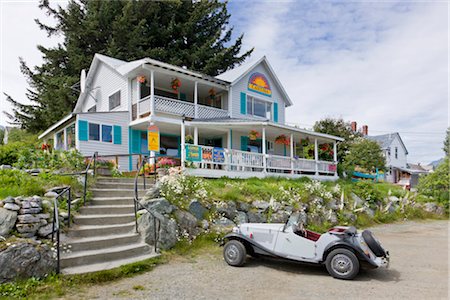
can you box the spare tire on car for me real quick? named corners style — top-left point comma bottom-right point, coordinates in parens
top-left (362, 230), bottom-right (386, 257)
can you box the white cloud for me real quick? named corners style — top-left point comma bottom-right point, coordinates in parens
top-left (229, 1), bottom-right (448, 163)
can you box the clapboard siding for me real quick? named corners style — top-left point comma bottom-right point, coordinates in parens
top-left (81, 62), bottom-right (129, 113)
top-left (230, 63), bottom-right (287, 124)
top-left (77, 112), bottom-right (129, 171)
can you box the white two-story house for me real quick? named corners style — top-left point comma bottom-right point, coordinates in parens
top-left (39, 54), bottom-right (343, 179)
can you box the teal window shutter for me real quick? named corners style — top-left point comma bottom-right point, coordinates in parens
top-left (240, 136), bottom-right (248, 151)
top-left (113, 125), bottom-right (122, 145)
top-left (240, 92), bottom-right (247, 115)
top-left (78, 120), bottom-right (88, 141)
top-left (273, 102), bottom-right (279, 123)
top-left (180, 93), bottom-right (186, 101)
top-left (131, 129), bottom-right (140, 153)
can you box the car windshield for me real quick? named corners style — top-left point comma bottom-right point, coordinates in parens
top-left (286, 212), bottom-right (300, 227)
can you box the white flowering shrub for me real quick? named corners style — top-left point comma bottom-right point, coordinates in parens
top-left (160, 168), bottom-right (208, 209)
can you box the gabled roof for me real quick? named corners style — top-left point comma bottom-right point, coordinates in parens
top-left (366, 132), bottom-right (408, 155)
top-left (215, 56), bottom-right (293, 107)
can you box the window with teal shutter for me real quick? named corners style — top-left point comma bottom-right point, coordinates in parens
top-left (78, 120), bottom-right (88, 141)
top-left (273, 102), bottom-right (279, 123)
top-left (240, 136), bottom-right (248, 151)
top-left (240, 92), bottom-right (246, 115)
top-left (113, 125), bottom-right (122, 145)
top-left (131, 129), bottom-right (140, 153)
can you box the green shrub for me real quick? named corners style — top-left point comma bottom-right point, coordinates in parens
top-left (417, 157), bottom-right (449, 209)
top-left (14, 148), bottom-right (85, 171)
top-left (0, 142), bottom-right (31, 165)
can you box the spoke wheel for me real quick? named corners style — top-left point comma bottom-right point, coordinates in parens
top-left (325, 248), bottom-right (360, 280)
top-left (223, 240), bottom-right (247, 267)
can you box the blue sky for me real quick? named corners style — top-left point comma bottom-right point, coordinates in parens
top-left (0, 0), bottom-right (448, 164)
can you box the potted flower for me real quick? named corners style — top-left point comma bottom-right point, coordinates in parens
top-left (96, 159), bottom-right (115, 176)
top-left (139, 162), bottom-right (155, 175)
top-left (137, 75), bottom-right (147, 84)
top-left (185, 134), bottom-right (194, 144)
top-left (248, 130), bottom-right (261, 141)
top-left (171, 78), bottom-right (181, 92)
top-left (156, 157), bottom-right (177, 176)
top-left (275, 134), bottom-right (290, 145)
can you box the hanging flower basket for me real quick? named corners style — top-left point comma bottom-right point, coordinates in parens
top-left (171, 78), bottom-right (181, 91)
top-left (137, 75), bottom-right (147, 84)
top-left (209, 88), bottom-right (216, 101)
top-left (275, 134), bottom-right (290, 145)
top-left (185, 134), bottom-right (194, 144)
top-left (248, 130), bottom-right (261, 141)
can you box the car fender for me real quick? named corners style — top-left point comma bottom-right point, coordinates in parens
top-left (223, 233), bottom-right (279, 257)
top-left (322, 240), bottom-right (378, 268)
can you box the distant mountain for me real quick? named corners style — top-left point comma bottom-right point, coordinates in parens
top-left (428, 158), bottom-right (444, 168)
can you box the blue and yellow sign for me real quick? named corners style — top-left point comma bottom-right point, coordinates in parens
top-left (186, 145), bottom-right (201, 162)
top-left (248, 72), bottom-right (271, 97)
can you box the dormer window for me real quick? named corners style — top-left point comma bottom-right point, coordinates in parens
top-left (246, 95), bottom-right (272, 119)
top-left (109, 90), bottom-right (121, 110)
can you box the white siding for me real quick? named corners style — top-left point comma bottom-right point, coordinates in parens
top-left (230, 63), bottom-right (287, 124)
top-left (81, 62), bottom-right (129, 113)
top-left (77, 111), bottom-right (130, 171)
top-left (386, 135), bottom-right (407, 168)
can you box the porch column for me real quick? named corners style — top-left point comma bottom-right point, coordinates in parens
top-left (150, 69), bottom-right (155, 115)
top-left (53, 133), bottom-right (58, 150)
top-left (63, 128), bottom-right (67, 151)
top-left (194, 127), bottom-right (198, 145)
top-left (227, 129), bottom-right (232, 171)
top-left (194, 81), bottom-right (198, 118)
top-left (290, 133), bottom-right (294, 174)
top-left (262, 126), bottom-right (267, 173)
top-left (333, 141), bottom-right (338, 177)
top-left (314, 138), bottom-right (319, 176)
top-left (181, 120), bottom-right (186, 170)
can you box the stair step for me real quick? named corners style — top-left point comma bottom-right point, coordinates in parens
top-left (79, 205), bottom-right (135, 215)
top-left (62, 233), bottom-right (141, 252)
top-left (96, 177), bottom-right (144, 183)
top-left (94, 182), bottom-right (147, 189)
top-left (60, 243), bottom-right (151, 268)
top-left (89, 197), bottom-right (135, 206)
top-left (61, 252), bottom-right (160, 275)
top-left (91, 188), bottom-right (136, 197)
top-left (73, 213), bottom-right (135, 225)
top-left (68, 222), bottom-right (135, 238)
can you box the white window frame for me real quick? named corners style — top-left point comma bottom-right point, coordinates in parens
top-left (88, 122), bottom-right (101, 141)
top-left (101, 124), bottom-right (113, 143)
top-left (108, 89), bottom-right (121, 111)
top-left (246, 95), bottom-right (273, 120)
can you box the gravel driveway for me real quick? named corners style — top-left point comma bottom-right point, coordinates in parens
top-left (77, 220), bottom-right (448, 300)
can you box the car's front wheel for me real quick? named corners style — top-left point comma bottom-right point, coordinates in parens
top-left (325, 248), bottom-right (360, 280)
top-left (223, 240), bottom-right (247, 267)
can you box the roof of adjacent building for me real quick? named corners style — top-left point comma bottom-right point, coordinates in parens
top-left (366, 132), bottom-right (408, 154)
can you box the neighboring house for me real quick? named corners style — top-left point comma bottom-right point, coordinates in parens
top-left (2, 126), bottom-right (13, 145)
top-left (39, 54), bottom-right (343, 179)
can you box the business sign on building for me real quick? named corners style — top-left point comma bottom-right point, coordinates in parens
top-left (148, 125), bottom-right (160, 152)
top-left (248, 72), bottom-right (272, 97)
top-left (186, 145), bottom-right (201, 162)
top-left (213, 147), bottom-right (225, 163)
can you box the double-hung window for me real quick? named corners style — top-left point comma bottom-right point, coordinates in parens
top-left (102, 125), bottom-right (113, 143)
top-left (246, 96), bottom-right (272, 119)
top-left (89, 123), bottom-right (100, 141)
top-left (109, 91), bottom-right (121, 110)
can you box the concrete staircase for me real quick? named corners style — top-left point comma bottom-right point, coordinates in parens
top-left (61, 177), bottom-right (158, 275)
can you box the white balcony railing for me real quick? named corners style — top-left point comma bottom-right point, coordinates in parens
top-left (184, 144), bottom-right (337, 176)
top-left (137, 95), bottom-right (228, 119)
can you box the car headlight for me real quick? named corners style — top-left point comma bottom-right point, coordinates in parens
top-left (232, 226), bottom-right (240, 233)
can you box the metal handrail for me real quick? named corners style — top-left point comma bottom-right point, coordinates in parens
top-left (82, 152), bottom-right (98, 205)
top-left (133, 156), bottom-right (160, 253)
top-left (51, 186), bottom-right (71, 274)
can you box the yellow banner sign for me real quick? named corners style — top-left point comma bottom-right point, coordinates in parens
top-left (148, 126), bottom-right (160, 152)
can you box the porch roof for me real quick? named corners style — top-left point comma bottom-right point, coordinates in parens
top-left (38, 113), bottom-right (76, 140)
top-left (186, 118), bottom-right (345, 143)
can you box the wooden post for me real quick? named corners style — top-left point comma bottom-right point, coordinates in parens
top-left (115, 155), bottom-right (119, 168)
top-left (314, 138), bottom-right (319, 176)
top-left (194, 81), bottom-right (198, 118)
top-left (333, 141), bottom-right (338, 177)
top-left (150, 69), bottom-right (155, 115)
top-left (262, 126), bottom-right (266, 173)
top-left (194, 127), bottom-right (198, 145)
top-left (227, 129), bottom-right (232, 171)
top-left (181, 120), bottom-right (186, 170)
top-left (290, 133), bottom-right (294, 174)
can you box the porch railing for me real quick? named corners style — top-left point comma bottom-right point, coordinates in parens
top-left (185, 144), bottom-right (336, 175)
top-left (136, 95), bottom-right (228, 119)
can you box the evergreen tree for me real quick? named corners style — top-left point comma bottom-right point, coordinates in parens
top-left (443, 128), bottom-right (449, 157)
top-left (5, 0), bottom-right (253, 132)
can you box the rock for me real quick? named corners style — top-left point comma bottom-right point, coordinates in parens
top-left (423, 202), bottom-right (444, 215)
top-left (44, 191), bottom-right (58, 198)
top-left (343, 212), bottom-right (357, 223)
top-left (0, 165), bottom-right (12, 170)
top-left (37, 224), bottom-right (54, 238)
top-left (144, 181), bottom-right (161, 199)
top-left (270, 211), bottom-right (290, 223)
top-left (30, 201), bottom-right (41, 208)
top-left (351, 193), bottom-right (364, 208)
top-left (17, 215), bottom-right (41, 224)
top-left (31, 195), bottom-right (42, 202)
top-left (0, 201), bottom-right (3, 208)
top-left (216, 201), bottom-right (238, 220)
top-left (189, 200), bottom-right (208, 220)
top-left (42, 200), bottom-right (52, 210)
top-left (21, 201), bottom-right (31, 209)
top-left (59, 212), bottom-right (69, 219)
top-left (19, 208), bottom-right (42, 214)
top-left (236, 201), bottom-right (251, 212)
top-left (4, 203), bottom-right (20, 211)
top-left (0, 208), bottom-right (17, 237)
top-left (174, 210), bottom-right (198, 235)
top-left (327, 199), bottom-right (339, 210)
top-left (140, 198), bottom-right (174, 215)
top-left (235, 211), bottom-right (248, 224)
top-left (327, 211), bottom-right (339, 225)
top-left (39, 219), bottom-right (48, 226)
top-left (46, 187), bottom-right (66, 194)
top-left (247, 211), bottom-right (267, 223)
top-left (364, 207), bottom-right (375, 217)
top-left (30, 169), bottom-right (42, 174)
top-left (0, 240), bottom-right (56, 283)
top-left (212, 217), bottom-right (235, 233)
top-left (138, 211), bottom-right (177, 250)
top-left (388, 196), bottom-right (400, 202)
top-left (252, 200), bottom-right (270, 211)
top-left (201, 220), bottom-right (209, 230)
top-left (16, 223), bottom-right (41, 234)
top-left (3, 197), bottom-right (15, 204)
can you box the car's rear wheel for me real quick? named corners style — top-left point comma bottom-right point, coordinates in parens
top-left (223, 240), bottom-right (247, 267)
top-left (362, 230), bottom-right (386, 257)
top-left (325, 248), bottom-right (360, 280)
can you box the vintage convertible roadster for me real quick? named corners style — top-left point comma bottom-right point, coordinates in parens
top-left (223, 212), bottom-right (389, 280)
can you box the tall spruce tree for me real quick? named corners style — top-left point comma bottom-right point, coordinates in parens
top-left (5, 0), bottom-right (253, 132)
